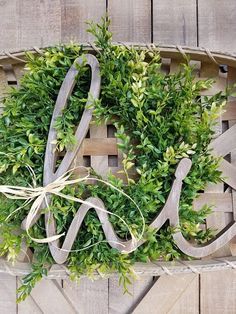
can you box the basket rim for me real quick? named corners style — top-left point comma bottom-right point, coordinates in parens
top-left (0, 43), bottom-right (236, 67)
top-left (1, 256), bottom-right (236, 278)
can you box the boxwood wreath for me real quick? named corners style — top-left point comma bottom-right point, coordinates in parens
top-left (0, 19), bottom-right (228, 301)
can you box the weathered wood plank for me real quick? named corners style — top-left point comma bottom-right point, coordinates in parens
top-left (90, 124), bottom-right (108, 177)
top-left (193, 193), bottom-right (233, 213)
top-left (13, 63), bottom-right (26, 84)
top-left (227, 67), bottom-right (236, 256)
top-left (0, 67), bottom-right (8, 110)
top-left (0, 1), bottom-right (19, 51)
top-left (108, 276), bottom-right (154, 314)
top-left (20, 279), bottom-right (76, 314)
top-left (61, 0), bottom-right (106, 43)
top-left (201, 270), bottom-right (236, 314)
top-left (17, 278), bottom-right (42, 314)
top-left (133, 274), bottom-right (199, 314)
top-left (168, 275), bottom-right (199, 314)
top-left (82, 138), bottom-right (118, 156)
top-left (228, 119), bottom-right (236, 256)
top-left (198, 0), bottom-right (236, 52)
top-left (2, 65), bottom-right (17, 86)
top-left (153, 0), bottom-right (197, 46)
top-left (0, 274), bottom-right (17, 314)
top-left (222, 101), bottom-right (236, 121)
top-left (201, 62), bottom-right (231, 257)
top-left (108, 0), bottom-right (151, 42)
top-left (18, 296), bottom-right (42, 314)
top-left (0, 0), bottom-right (61, 51)
top-left (18, 0), bottom-right (61, 50)
top-left (63, 278), bottom-right (109, 314)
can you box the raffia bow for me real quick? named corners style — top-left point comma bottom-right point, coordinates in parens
top-left (2, 166), bottom-right (145, 251)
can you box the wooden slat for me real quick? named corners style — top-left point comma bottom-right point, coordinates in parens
top-left (228, 119), bottom-right (236, 256)
top-left (63, 278), bottom-right (108, 314)
top-left (199, 62), bottom-right (226, 97)
top-left (2, 65), bottom-right (17, 86)
top-left (17, 0), bottom-right (61, 50)
top-left (0, 274), bottom-right (17, 314)
top-left (19, 279), bottom-right (76, 314)
top-left (27, 0), bottom-right (61, 47)
top-left (202, 61), bottom-right (231, 257)
top-left (108, 276), bottom-right (154, 314)
top-left (227, 66), bottom-right (236, 255)
top-left (108, 0), bottom-right (151, 42)
top-left (198, 0), bottom-right (236, 52)
top-left (18, 297), bottom-right (42, 314)
top-left (12, 63), bottom-right (26, 83)
top-left (133, 274), bottom-right (199, 314)
top-left (201, 270), bottom-right (236, 314)
top-left (61, 0), bottom-right (106, 43)
top-left (82, 138), bottom-right (117, 156)
top-left (193, 193), bottom-right (233, 212)
top-left (0, 1), bottom-right (18, 50)
top-left (153, 0), bottom-right (197, 46)
top-left (17, 278), bottom-right (42, 314)
top-left (196, 77), bottom-right (226, 96)
top-left (90, 124), bottom-right (108, 177)
top-left (222, 101), bottom-right (236, 121)
top-left (168, 275), bottom-right (199, 314)
top-left (0, 67), bottom-right (8, 114)
top-left (169, 59), bottom-right (184, 74)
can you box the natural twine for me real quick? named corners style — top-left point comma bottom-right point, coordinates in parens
top-left (3, 166), bottom-right (145, 253)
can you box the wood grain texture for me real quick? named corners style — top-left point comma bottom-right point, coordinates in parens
top-left (133, 274), bottom-right (199, 314)
top-left (108, 276), bottom-right (154, 314)
top-left (17, 278), bottom-right (43, 314)
top-left (0, 0), bottom-right (19, 50)
top-left (0, 274), bottom-right (17, 314)
top-left (13, 63), bottom-right (27, 83)
top-left (63, 278), bottom-right (108, 314)
top-left (227, 67), bottom-right (236, 255)
top-left (222, 101), bottom-right (236, 121)
top-left (0, 0), bottom-right (61, 51)
top-left (228, 119), bottom-right (236, 256)
top-left (61, 0), bottom-right (106, 43)
top-left (18, 0), bottom-right (61, 48)
top-left (168, 275), bottom-right (199, 314)
top-left (153, 0), bottom-right (197, 46)
top-left (198, 0), bottom-right (236, 52)
top-left (193, 193), bottom-right (233, 213)
top-left (0, 67), bottom-right (8, 99)
top-left (20, 279), bottom-right (76, 314)
top-left (2, 65), bottom-right (17, 86)
top-left (201, 270), bottom-right (236, 314)
top-left (108, 0), bottom-right (151, 42)
top-left (82, 138), bottom-right (118, 156)
top-left (201, 62), bottom-right (230, 258)
top-left (90, 124), bottom-right (109, 177)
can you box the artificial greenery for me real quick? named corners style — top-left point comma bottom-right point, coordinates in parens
top-left (0, 18), bottom-right (227, 301)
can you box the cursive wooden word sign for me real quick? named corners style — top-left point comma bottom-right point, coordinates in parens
top-left (22, 54), bottom-right (236, 264)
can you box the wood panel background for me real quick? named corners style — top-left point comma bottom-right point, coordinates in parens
top-left (0, 1), bottom-right (236, 313)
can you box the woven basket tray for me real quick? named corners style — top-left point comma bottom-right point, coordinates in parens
top-left (1, 44), bottom-right (236, 278)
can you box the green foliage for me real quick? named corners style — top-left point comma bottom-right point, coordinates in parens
top-left (0, 18), bottom-right (228, 300)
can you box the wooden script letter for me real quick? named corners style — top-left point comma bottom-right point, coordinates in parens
top-left (22, 54), bottom-right (236, 264)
